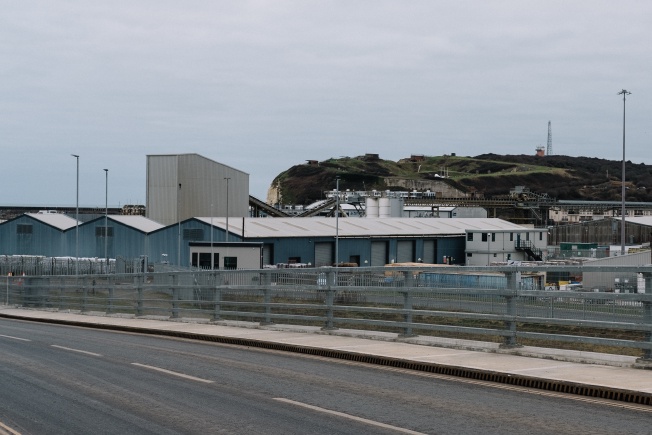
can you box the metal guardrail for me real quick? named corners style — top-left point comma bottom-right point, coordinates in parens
top-left (5, 265), bottom-right (652, 360)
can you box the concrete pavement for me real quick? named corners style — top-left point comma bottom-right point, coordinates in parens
top-left (1, 306), bottom-right (651, 406)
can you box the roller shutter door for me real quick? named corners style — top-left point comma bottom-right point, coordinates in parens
top-left (370, 241), bottom-right (387, 266)
top-left (423, 240), bottom-right (435, 264)
top-left (262, 244), bottom-right (273, 267)
top-left (397, 240), bottom-right (414, 263)
top-left (314, 242), bottom-right (334, 267)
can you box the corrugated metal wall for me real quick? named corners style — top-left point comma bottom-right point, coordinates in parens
top-left (68, 218), bottom-right (151, 260)
top-left (582, 251), bottom-right (652, 292)
top-left (146, 154), bottom-right (249, 226)
top-left (146, 155), bottom-right (179, 226)
top-left (549, 219), bottom-right (652, 246)
top-left (0, 216), bottom-right (68, 257)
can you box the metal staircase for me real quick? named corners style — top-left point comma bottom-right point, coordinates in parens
top-left (515, 240), bottom-right (543, 261)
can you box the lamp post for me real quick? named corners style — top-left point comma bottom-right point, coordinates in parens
top-left (103, 168), bottom-right (109, 272)
top-left (224, 177), bottom-right (230, 242)
top-left (177, 183), bottom-right (181, 266)
top-left (210, 178), bottom-right (214, 270)
top-left (71, 154), bottom-right (79, 275)
top-left (618, 89), bottom-right (631, 255)
top-left (335, 177), bottom-right (340, 267)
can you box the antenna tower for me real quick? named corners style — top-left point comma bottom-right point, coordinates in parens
top-left (546, 121), bottom-right (552, 156)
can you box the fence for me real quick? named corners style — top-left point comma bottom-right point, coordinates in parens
top-left (4, 265), bottom-right (652, 360)
top-left (0, 255), bottom-right (148, 276)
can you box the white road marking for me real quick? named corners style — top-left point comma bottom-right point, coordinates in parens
top-left (130, 363), bottom-right (214, 384)
top-left (0, 420), bottom-right (22, 435)
top-left (0, 334), bottom-right (30, 342)
top-left (273, 398), bottom-right (427, 435)
top-left (50, 345), bottom-right (102, 357)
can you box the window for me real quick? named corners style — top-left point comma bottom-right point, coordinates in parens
top-left (183, 228), bottom-right (204, 241)
top-left (467, 233), bottom-right (473, 241)
top-left (491, 233), bottom-right (496, 242)
top-left (95, 227), bottom-right (114, 237)
top-left (467, 253), bottom-right (473, 257)
top-left (539, 232), bottom-right (543, 241)
top-left (510, 233), bottom-right (513, 242)
top-left (224, 257), bottom-right (237, 269)
top-left (481, 233), bottom-right (488, 242)
top-left (17, 224), bottom-right (33, 235)
top-left (192, 252), bottom-right (198, 267)
top-left (199, 253), bottom-right (212, 269)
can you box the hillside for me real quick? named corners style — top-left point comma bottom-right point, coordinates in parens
top-left (267, 154), bottom-right (652, 205)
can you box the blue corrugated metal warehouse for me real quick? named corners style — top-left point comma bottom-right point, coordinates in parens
top-left (70, 215), bottom-right (164, 259)
top-left (0, 213), bottom-right (164, 261)
top-left (1, 213), bottom-right (528, 270)
top-left (0, 213), bottom-right (77, 257)
top-left (149, 217), bottom-right (485, 268)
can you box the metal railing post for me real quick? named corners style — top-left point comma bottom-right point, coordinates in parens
top-left (501, 271), bottom-right (521, 348)
top-left (136, 276), bottom-right (144, 317)
top-left (322, 270), bottom-right (337, 330)
top-left (57, 280), bottom-right (65, 311)
top-left (107, 275), bottom-right (116, 314)
top-left (261, 286), bottom-right (274, 325)
top-left (81, 278), bottom-right (88, 313)
top-left (639, 272), bottom-right (652, 361)
top-left (400, 290), bottom-right (415, 337)
top-left (404, 270), bottom-right (414, 288)
top-left (170, 273), bottom-right (179, 319)
top-left (642, 301), bottom-right (652, 361)
top-left (212, 271), bottom-right (223, 321)
top-left (19, 277), bottom-right (26, 307)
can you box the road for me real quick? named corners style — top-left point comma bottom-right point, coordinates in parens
top-left (0, 318), bottom-right (650, 434)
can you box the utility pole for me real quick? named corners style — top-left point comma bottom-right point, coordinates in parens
top-left (224, 177), bottom-right (231, 242)
top-left (618, 89), bottom-right (631, 256)
top-left (71, 154), bottom-right (79, 276)
top-left (546, 121), bottom-right (552, 156)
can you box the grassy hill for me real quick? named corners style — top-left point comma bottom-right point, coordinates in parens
top-left (269, 154), bottom-right (652, 205)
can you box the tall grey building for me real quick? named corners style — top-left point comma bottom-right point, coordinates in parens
top-left (146, 154), bottom-right (249, 225)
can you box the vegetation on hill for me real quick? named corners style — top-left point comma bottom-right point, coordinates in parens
top-left (269, 154), bottom-right (652, 205)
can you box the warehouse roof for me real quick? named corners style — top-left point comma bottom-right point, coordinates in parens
top-left (78, 215), bottom-right (165, 233)
top-left (625, 216), bottom-right (652, 227)
top-left (195, 217), bottom-right (527, 238)
top-left (25, 213), bottom-right (79, 230)
top-left (106, 215), bottom-right (165, 233)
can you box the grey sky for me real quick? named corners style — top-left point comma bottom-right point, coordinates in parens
top-left (2, 1), bottom-right (650, 207)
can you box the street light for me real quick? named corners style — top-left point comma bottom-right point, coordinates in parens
top-left (210, 178), bottom-right (214, 270)
top-left (335, 177), bottom-right (340, 267)
top-left (618, 89), bottom-right (631, 255)
top-left (104, 168), bottom-right (109, 272)
top-left (71, 154), bottom-right (79, 275)
top-left (177, 183), bottom-right (182, 266)
top-left (224, 177), bottom-right (231, 242)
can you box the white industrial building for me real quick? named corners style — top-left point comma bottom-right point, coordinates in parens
top-left (465, 227), bottom-right (548, 266)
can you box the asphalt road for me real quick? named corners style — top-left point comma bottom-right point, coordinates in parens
top-left (1, 318), bottom-right (650, 435)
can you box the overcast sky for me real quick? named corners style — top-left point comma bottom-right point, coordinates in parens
top-left (2, 1), bottom-right (650, 208)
